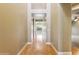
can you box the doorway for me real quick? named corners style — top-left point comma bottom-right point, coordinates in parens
top-left (31, 13), bottom-right (47, 48)
top-left (27, 3), bottom-right (51, 44)
top-left (72, 4), bottom-right (79, 54)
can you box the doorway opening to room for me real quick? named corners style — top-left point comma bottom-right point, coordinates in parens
top-left (72, 4), bottom-right (79, 55)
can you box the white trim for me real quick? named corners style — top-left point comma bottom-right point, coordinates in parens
top-left (58, 52), bottom-right (72, 55)
top-left (72, 35), bottom-right (79, 39)
top-left (46, 42), bottom-right (58, 54)
top-left (57, 4), bottom-right (63, 52)
top-left (27, 3), bottom-right (32, 42)
top-left (17, 42), bottom-right (32, 55)
top-left (31, 9), bottom-right (47, 13)
top-left (46, 3), bottom-right (51, 42)
top-left (46, 42), bottom-right (51, 45)
top-left (50, 44), bottom-right (58, 54)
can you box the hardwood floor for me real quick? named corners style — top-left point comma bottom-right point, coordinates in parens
top-left (18, 43), bottom-right (57, 55)
top-left (18, 39), bottom-right (79, 55)
top-left (19, 46), bottom-right (79, 55)
top-left (72, 47), bottom-right (79, 55)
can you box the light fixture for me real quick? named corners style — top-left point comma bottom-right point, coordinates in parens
top-left (72, 16), bottom-right (79, 24)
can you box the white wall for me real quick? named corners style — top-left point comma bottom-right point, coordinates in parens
top-left (72, 21), bottom-right (79, 47)
top-left (51, 3), bottom-right (71, 54)
top-left (0, 3), bottom-right (28, 54)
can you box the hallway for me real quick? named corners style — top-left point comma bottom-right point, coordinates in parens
top-left (0, 3), bottom-right (78, 55)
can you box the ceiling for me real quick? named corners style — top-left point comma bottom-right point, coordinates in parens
top-left (72, 3), bottom-right (79, 6)
top-left (72, 3), bottom-right (79, 15)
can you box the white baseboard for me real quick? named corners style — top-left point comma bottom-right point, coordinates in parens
top-left (58, 52), bottom-right (72, 55)
top-left (46, 42), bottom-right (58, 53)
top-left (46, 43), bottom-right (72, 55)
top-left (17, 42), bottom-right (32, 55)
top-left (46, 42), bottom-right (51, 45)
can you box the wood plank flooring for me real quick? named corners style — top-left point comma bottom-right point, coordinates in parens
top-left (72, 47), bottom-right (79, 55)
top-left (18, 38), bottom-right (79, 55)
top-left (18, 43), bottom-right (57, 55)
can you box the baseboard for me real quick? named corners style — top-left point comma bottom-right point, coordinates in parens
top-left (17, 42), bottom-right (32, 55)
top-left (46, 42), bottom-right (72, 55)
top-left (46, 42), bottom-right (51, 45)
top-left (58, 52), bottom-right (72, 55)
top-left (46, 42), bottom-right (58, 54)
